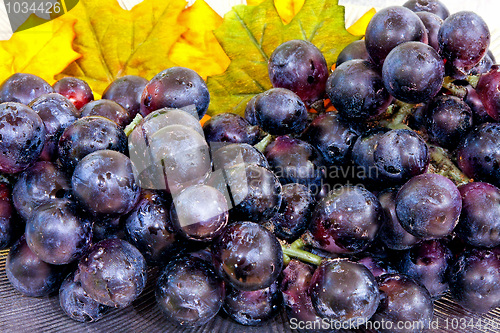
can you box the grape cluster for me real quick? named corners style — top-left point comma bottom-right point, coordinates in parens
top-left (1, 0), bottom-right (500, 330)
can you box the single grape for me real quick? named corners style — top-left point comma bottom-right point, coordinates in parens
top-left (244, 94), bottom-right (260, 125)
top-left (212, 143), bottom-right (269, 170)
top-left (6, 236), bottom-right (65, 297)
top-left (125, 189), bottom-right (180, 265)
top-left (58, 116), bottom-right (128, 171)
top-left (351, 128), bottom-right (389, 185)
top-left (211, 221), bottom-right (283, 291)
top-left (26, 200), bottom-right (92, 265)
top-left (397, 239), bottom-right (452, 298)
top-left (455, 182), bottom-right (500, 248)
top-left (223, 281), bottom-right (282, 326)
top-left (464, 84), bottom-right (494, 124)
top-left (309, 259), bottom-right (380, 327)
top-left (80, 99), bottom-right (131, 128)
top-left (403, 0), bottom-right (449, 19)
top-left (77, 238), bottom-right (147, 308)
top-left (449, 247), bottom-right (500, 313)
top-left (0, 73), bottom-right (54, 105)
top-left (254, 88), bottom-right (308, 135)
top-left (13, 161), bottom-right (70, 221)
top-left (156, 255), bottom-right (224, 327)
top-left (0, 102), bottom-right (46, 174)
top-left (301, 112), bottom-right (359, 167)
top-left (424, 95), bottom-right (473, 149)
top-left (203, 113), bottom-right (260, 145)
top-left (416, 12), bottom-right (443, 52)
top-left (53, 77), bottom-right (94, 110)
top-left (438, 11), bottom-right (490, 73)
top-left (327, 60), bottom-right (391, 121)
top-left (102, 75), bottom-right (148, 118)
top-left (310, 185), bottom-right (383, 254)
top-left (268, 40), bottom-right (328, 105)
top-left (476, 66), bottom-right (500, 121)
top-left (59, 271), bottom-right (110, 323)
top-left (270, 183), bottom-right (314, 241)
top-left (71, 150), bottom-right (140, 216)
top-left (264, 135), bottom-right (325, 191)
top-left (370, 274), bottom-right (434, 333)
top-left (0, 183), bottom-right (20, 249)
top-left (378, 188), bottom-right (419, 250)
top-left (140, 67), bottom-right (210, 119)
top-left (28, 93), bottom-right (79, 161)
top-left (456, 123), bottom-right (500, 187)
top-left (373, 129), bottom-right (429, 184)
top-left (382, 42), bottom-right (444, 104)
top-left (365, 6), bottom-right (428, 66)
top-left (396, 174), bottom-right (461, 239)
top-left (170, 184), bottom-right (228, 242)
top-left (336, 40), bottom-right (370, 67)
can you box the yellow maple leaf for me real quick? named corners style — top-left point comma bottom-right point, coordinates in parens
top-left (170, 0), bottom-right (230, 79)
top-left (247, 0), bottom-right (304, 23)
top-left (59, 0), bottom-right (187, 95)
top-left (347, 7), bottom-right (376, 36)
top-left (0, 14), bottom-right (80, 84)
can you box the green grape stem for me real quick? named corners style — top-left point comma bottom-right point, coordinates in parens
top-left (282, 244), bottom-right (322, 266)
top-left (124, 114), bottom-right (143, 137)
top-left (254, 134), bottom-right (274, 152)
top-left (429, 145), bottom-right (470, 185)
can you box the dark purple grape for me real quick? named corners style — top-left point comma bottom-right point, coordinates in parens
top-left (0, 73), bottom-right (54, 105)
top-left (378, 188), bottom-right (419, 250)
top-left (310, 185), bottom-right (383, 254)
top-left (71, 150), bottom-right (140, 216)
top-left (80, 99), bottom-right (131, 128)
top-left (416, 12), bottom-right (443, 52)
top-left (254, 88), bottom-right (308, 135)
top-left (455, 182), bottom-right (500, 248)
top-left (373, 129), bottom-right (429, 184)
top-left (129, 124), bottom-right (211, 194)
top-left (464, 84), bottom-right (494, 124)
top-left (28, 93), bottom-right (79, 161)
top-left (156, 255), bottom-right (224, 327)
top-left (223, 281), bottom-right (282, 326)
top-left (456, 123), bottom-right (500, 187)
top-left (403, 0), bottom-right (449, 19)
top-left (365, 6), bottom-right (428, 67)
top-left (476, 66), bottom-right (500, 121)
top-left (0, 102), bottom-right (45, 174)
top-left (438, 11), bottom-right (490, 73)
top-left (327, 60), bottom-right (391, 121)
top-left (58, 116), bottom-right (128, 171)
top-left (469, 51), bottom-right (495, 76)
top-left (301, 112), bottom-right (358, 167)
top-left (244, 94), bottom-right (260, 125)
top-left (53, 77), bottom-right (94, 110)
top-left (268, 40), bottom-right (328, 105)
top-left (77, 238), bottom-right (147, 308)
top-left (309, 259), bottom-right (380, 327)
top-left (396, 174), bottom-right (461, 239)
top-left (125, 190), bottom-right (179, 265)
top-left (264, 135), bottom-right (325, 191)
top-left (26, 200), bottom-right (92, 265)
top-left (449, 247), bottom-right (500, 313)
top-left (336, 40), bottom-right (370, 67)
top-left (203, 113), bottom-right (260, 145)
top-left (92, 216), bottom-right (126, 243)
top-left (212, 143), bottom-right (269, 170)
top-left (140, 67), bottom-right (210, 119)
top-left (270, 183), bottom-right (314, 241)
top-left (102, 75), bottom-right (148, 118)
top-left (6, 236), bottom-right (65, 297)
top-left (211, 221), bottom-right (283, 291)
top-left (0, 183), bottom-right (19, 249)
top-left (170, 184), bottom-right (228, 242)
top-left (397, 239), bottom-right (452, 298)
top-left (358, 255), bottom-right (397, 278)
top-left (382, 42), bottom-right (444, 104)
top-left (370, 274), bottom-right (434, 333)
top-left (13, 161), bottom-right (70, 221)
top-left (351, 128), bottom-right (389, 184)
top-left (424, 95), bottom-right (473, 149)
top-left (59, 271), bottom-right (110, 322)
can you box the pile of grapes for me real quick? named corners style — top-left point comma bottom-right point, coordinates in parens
top-left (1, 0), bottom-right (500, 331)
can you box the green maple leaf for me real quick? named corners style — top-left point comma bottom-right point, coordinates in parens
top-left (207, 0), bottom-right (360, 116)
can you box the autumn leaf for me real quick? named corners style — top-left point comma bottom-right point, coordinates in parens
top-left (246, 0), bottom-right (305, 24)
top-left (206, 0), bottom-right (360, 116)
top-left (58, 0), bottom-right (187, 95)
top-left (169, 0), bottom-right (230, 79)
top-left (347, 8), bottom-right (376, 36)
top-left (0, 14), bottom-right (80, 84)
